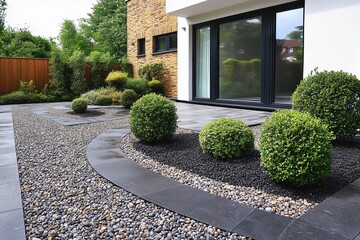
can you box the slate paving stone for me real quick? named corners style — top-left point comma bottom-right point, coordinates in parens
top-left (0, 152), bottom-right (17, 166)
top-left (0, 209), bottom-right (26, 240)
top-left (188, 196), bottom-right (254, 231)
top-left (299, 195), bottom-right (360, 239)
top-left (354, 233), bottom-right (360, 240)
top-left (0, 164), bottom-right (20, 185)
top-left (0, 146), bottom-right (16, 154)
top-left (278, 220), bottom-right (350, 240)
top-left (0, 182), bottom-right (23, 213)
top-left (232, 209), bottom-right (293, 240)
top-left (143, 185), bottom-right (217, 216)
top-left (87, 148), bottom-right (126, 167)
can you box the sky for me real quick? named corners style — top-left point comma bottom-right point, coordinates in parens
top-left (5, 0), bottom-right (99, 39)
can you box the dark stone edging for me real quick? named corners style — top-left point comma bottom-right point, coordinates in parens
top-left (86, 126), bottom-right (360, 240)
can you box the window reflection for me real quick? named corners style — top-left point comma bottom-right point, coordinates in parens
top-left (275, 8), bottom-right (304, 103)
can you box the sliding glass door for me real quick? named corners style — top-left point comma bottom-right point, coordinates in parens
top-left (219, 17), bottom-right (262, 101)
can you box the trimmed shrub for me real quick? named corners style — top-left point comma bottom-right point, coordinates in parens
top-left (199, 118), bottom-right (254, 159)
top-left (0, 91), bottom-right (28, 104)
top-left (105, 71), bottom-right (128, 90)
top-left (130, 93), bottom-right (178, 143)
top-left (19, 80), bottom-right (36, 94)
top-left (259, 109), bottom-right (333, 186)
top-left (95, 95), bottom-right (113, 106)
top-left (138, 63), bottom-right (165, 81)
top-left (72, 98), bottom-right (88, 113)
top-left (121, 89), bottom-right (138, 109)
top-left (125, 78), bottom-right (149, 96)
top-left (148, 79), bottom-right (164, 95)
top-left (292, 69), bottom-right (360, 139)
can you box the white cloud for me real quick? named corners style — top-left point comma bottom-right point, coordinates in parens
top-left (5, 0), bottom-right (98, 39)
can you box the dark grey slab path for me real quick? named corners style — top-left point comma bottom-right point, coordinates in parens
top-left (0, 110), bottom-right (26, 240)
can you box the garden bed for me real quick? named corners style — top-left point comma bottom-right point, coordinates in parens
top-left (120, 127), bottom-right (360, 219)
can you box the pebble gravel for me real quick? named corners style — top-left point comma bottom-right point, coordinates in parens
top-left (13, 107), bottom-right (249, 240)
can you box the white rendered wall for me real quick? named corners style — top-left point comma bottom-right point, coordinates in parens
top-left (177, 17), bottom-right (192, 101)
top-left (304, 0), bottom-right (360, 78)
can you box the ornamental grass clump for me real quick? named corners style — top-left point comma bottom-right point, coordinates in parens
top-left (259, 109), bottom-right (334, 186)
top-left (199, 118), bottom-right (254, 159)
top-left (292, 69), bottom-right (360, 140)
top-left (130, 93), bottom-right (178, 143)
top-left (71, 98), bottom-right (88, 114)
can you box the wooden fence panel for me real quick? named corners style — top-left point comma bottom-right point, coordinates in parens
top-left (0, 57), bottom-right (49, 95)
top-left (0, 57), bottom-right (124, 96)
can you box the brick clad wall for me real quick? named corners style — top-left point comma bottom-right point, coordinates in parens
top-left (126, 0), bottom-right (178, 97)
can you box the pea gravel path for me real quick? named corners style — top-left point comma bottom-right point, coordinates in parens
top-left (13, 107), bottom-right (247, 240)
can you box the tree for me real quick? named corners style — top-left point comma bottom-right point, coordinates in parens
top-left (0, 28), bottom-right (52, 58)
top-left (0, 0), bottom-right (6, 32)
top-left (83, 0), bottom-right (127, 60)
top-left (59, 20), bottom-right (92, 59)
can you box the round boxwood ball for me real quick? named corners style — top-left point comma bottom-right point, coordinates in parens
top-left (259, 109), bottom-right (334, 186)
top-left (121, 89), bottom-right (138, 109)
top-left (71, 98), bottom-right (88, 113)
top-left (130, 93), bottom-right (178, 143)
top-left (199, 118), bottom-right (254, 159)
top-left (292, 69), bottom-right (360, 139)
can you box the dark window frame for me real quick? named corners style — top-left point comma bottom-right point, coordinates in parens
top-left (153, 32), bottom-right (177, 54)
top-left (137, 38), bottom-right (145, 57)
top-left (192, 1), bottom-right (304, 108)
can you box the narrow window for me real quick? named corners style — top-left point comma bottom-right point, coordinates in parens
top-left (137, 38), bottom-right (145, 56)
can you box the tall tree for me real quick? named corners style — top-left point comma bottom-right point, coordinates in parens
top-left (59, 20), bottom-right (92, 59)
top-left (0, 0), bottom-right (6, 32)
top-left (83, 0), bottom-right (127, 60)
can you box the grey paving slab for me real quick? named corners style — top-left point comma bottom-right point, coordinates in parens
top-left (278, 220), bottom-right (350, 240)
top-left (0, 164), bottom-right (20, 185)
top-left (0, 182), bottom-right (23, 213)
top-left (355, 233), bottom-right (360, 240)
top-left (0, 209), bottom-right (26, 240)
top-left (188, 196), bottom-right (254, 231)
top-left (232, 209), bottom-right (293, 240)
top-left (0, 152), bottom-right (17, 166)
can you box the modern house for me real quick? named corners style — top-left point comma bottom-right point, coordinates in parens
top-left (127, 0), bottom-right (360, 110)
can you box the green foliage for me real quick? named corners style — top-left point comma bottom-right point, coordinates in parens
top-left (49, 48), bottom-right (72, 96)
top-left (138, 63), bottom-right (165, 81)
top-left (19, 80), bottom-right (36, 94)
top-left (71, 98), bottom-right (88, 113)
top-left (81, 87), bottom-right (120, 105)
top-left (148, 80), bottom-right (164, 95)
top-left (259, 110), bottom-right (333, 186)
top-left (292, 69), bottom-right (360, 139)
top-left (105, 71), bottom-right (128, 90)
top-left (69, 50), bottom-right (88, 95)
top-left (82, 0), bottom-right (127, 60)
top-left (0, 91), bottom-right (56, 104)
top-left (0, 0), bottom-right (6, 32)
top-left (121, 89), bottom-right (138, 109)
top-left (125, 78), bottom-right (149, 96)
top-left (59, 20), bottom-right (91, 59)
top-left (95, 95), bottom-right (112, 106)
top-left (0, 28), bottom-right (52, 58)
top-left (199, 118), bottom-right (254, 159)
top-left (86, 51), bottom-right (113, 89)
top-left (111, 91), bottom-right (122, 105)
top-left (119, 57), bottom-right (133, 78)
top-left (0, 91), bottom-right (28, 104)
top-left (130, 94), bottom-right (178, 143)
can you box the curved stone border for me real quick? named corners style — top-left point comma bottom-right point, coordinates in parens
top-left (0, 111), bottom-right (26, 240)
top-left (87, 126), bottom-right (360, 240)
